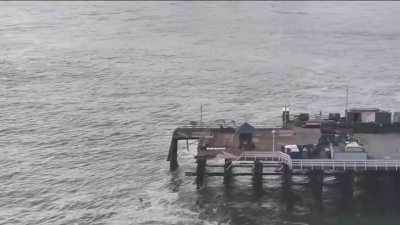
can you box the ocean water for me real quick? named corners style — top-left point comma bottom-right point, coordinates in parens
top-left (1, 1), bottom-right (400, 225)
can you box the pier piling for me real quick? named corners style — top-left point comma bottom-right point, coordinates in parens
top-left (168, 138), bottom-right (179, 171)
top-left (282, 164), bottom-right (294, 211)
top-left (341, 171), bottom-right (354, 207)
top-left (366, 171), bottom-right (386, 212)
top-left (310, 170), bottom-right (323, 212)
top-left (252, 160), bottom-right (263, 191)
top-left (196, 159), bottom-right (207, 189)
top-left (391, 172), bottom-right (400, 208)
top-left (224, 159), bottom-right (233, 187)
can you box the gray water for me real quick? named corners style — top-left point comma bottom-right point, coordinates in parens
top-left (2, 1), bottom-right (400, 225)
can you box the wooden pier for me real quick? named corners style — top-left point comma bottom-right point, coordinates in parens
top-left (167, 108), bottom-right (400, 208)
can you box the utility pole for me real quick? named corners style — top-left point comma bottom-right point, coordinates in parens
top-left (283, 104), bottom-right (287, 128)
top-left (200, 104), bottom-right (203, 128)
top-left (272, 120), bottom-right (276, 155)
top-left (346, 85), bottom-right (349, 113)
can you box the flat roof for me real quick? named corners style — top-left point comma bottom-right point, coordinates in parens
top-left (348, 107), bottom-right (380, 112)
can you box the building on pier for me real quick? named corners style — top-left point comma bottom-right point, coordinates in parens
top-left (235, 122), bottom-right (256, 150)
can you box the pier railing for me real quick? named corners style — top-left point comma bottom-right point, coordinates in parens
top-left (239, 151), bottom-right (281, 161)
top-left (290, 159), bottom-right (400, 171)
top-left (279, 152), bottom-right (292, 167)
top-left (235, 151), bottom-right (400, 171)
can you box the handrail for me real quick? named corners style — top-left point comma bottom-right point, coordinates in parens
top-left (290, 159), bottom-right (400, 163)
top-left (227, 151), bottom-right (400, 170)
top-left (241, 151), bottom-right (280, 157)
top-left (279, 152), bottom-right (292, 169)
top-left (240, 151), bottom-right (280, 161)
top-left (230, 150), bottom-right (400, 171)
top-left (289, 159), bottom-right (400, 171)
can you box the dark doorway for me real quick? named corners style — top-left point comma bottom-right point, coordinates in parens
top-left (239, 133), bottom-right (252, 149)
top-left (353, 113), bottom-right (361, 123)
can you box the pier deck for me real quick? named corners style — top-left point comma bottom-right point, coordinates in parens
top-left (169, 125), bottom-right (320, 159)
top-left (168, 123), bottom-right (400, 172)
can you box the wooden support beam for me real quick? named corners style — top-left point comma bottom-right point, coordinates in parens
top-left (168, 138), bottom-right (179, 171)
top-left (196, 159), bottom-right (206, 189)
top-left (252, 160), bottom-right (263, 191)
top-left (309, 170), bottom-right (324, 212)
top-left (341, 171), bottom-right (354, 208)
top-left (224, 159), bottom-right (233, 187)
top-left (363, 171), bottom-right (385, 211)
top-left (282, 164), bottom-right (294, 211)
top-left (390, 171), bottom-right (400, 209)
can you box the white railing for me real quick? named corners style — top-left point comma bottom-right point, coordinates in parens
top-left (279, 152), bottom-right (293, 168)
top-left (290, 159), bottom-right (400, 171)
top-left (240, 151), bottom-right (280, 161)
top-left (233, 151), bottom-right (400, 171)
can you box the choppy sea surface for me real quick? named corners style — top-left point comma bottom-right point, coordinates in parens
top-left (2, 2), bottom-right (400, 225)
